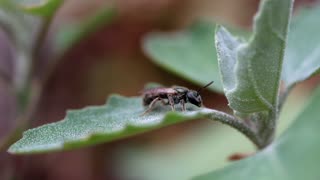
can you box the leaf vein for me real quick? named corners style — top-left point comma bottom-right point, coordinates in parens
top-left (247, 54), bottom-right (274, 110)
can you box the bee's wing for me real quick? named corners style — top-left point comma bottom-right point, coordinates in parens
top-left (171, 86), bottom-right (189, 93)
top-left (171, 85), bottom-right (184, 89)
top-left (140, 88), bottom-right (177, 96)
top-left (139, 83), bottom-right (165, 94)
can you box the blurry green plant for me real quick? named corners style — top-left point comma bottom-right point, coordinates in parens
top-left (3, 0), bottom-right (320, 179)
top-left (0, 0), bottom-right (115, 149)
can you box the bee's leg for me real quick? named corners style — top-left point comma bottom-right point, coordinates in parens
top-left (180, 99), bottom-right (186, 111)
top-left (168, 95), bottom-right (175, 111)
top-left (141, 97), bottom-right (161, 115)
top-left (160, 99), bottom-right (169, 105)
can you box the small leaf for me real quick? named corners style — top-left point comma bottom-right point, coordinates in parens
top-left (215, 0), bottom-right (293, 113)
top-left (143, 22), bottom-right (223, 93)
top-left (55, 7), bottom-right (116, 55)
top-left (194, 85), bottom-right (320, 180)
top-left (8, 95), bottom-right (223, 154)
top-left (282, 4), bottom-right (320, 88)
top-left (13, 0), bottom-right (63, 17)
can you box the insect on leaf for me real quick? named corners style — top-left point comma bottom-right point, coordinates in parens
top-left (215, 0), bottom-right (293, 114)
top-left (8, 95), bottom-right (220, 154)
top-left (143, 22), bottom-right (223, 93)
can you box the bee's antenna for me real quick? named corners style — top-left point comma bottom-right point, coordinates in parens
top-left (198, 81), bottom-right (214, 93)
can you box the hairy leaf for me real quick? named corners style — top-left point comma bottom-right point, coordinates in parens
top-left (215, 0), bottom-right (293, 114)
top-left (282, 4), bottom-right (320, 88)
top-left (143, 22), bottom-right (223, 93)
top-left (8, 95), bottom-right (234, 154)
top-left (13, 0), bottom-right (63, 17)
top-left (194, 85), bottom-right (320, 180)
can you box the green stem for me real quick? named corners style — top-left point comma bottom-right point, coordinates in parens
top-left (256, 110), bottom-right (276, 149)
top-left (253, 84), bottom-right (293, 149)
top-left (207, 109), bottom-right (264, 149)
top-left (0, 9), bottom-right (59, 151)
top-left (0, 80), bottom-right (41, 152)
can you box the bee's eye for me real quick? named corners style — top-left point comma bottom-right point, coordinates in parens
top-left (187, 91), bottom-right (202, 107)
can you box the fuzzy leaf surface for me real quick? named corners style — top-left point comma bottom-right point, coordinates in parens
top-left (215, 0), bottom-right (293, 113)
top-left (9, 95), bottom-right (222, 154)
top-left (195, 85), bottom-right (320, 180)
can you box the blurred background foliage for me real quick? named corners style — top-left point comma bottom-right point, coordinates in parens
top-left (0, 0), bottom-right (318, 179)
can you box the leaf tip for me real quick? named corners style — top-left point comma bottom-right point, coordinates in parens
top-left (215, 24), bottom-right (222, 32)
top-left (7, 147), bottom-right (15, 154)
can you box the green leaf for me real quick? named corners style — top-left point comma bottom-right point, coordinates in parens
top-left (194, 85), bottom-right (320, 180)
top-left (143, 22), bottom-right (223, 93)
top-left (55, 7), bottom-right (116, 55)
top-left (215, 0), bottom-right (293, 114)
top-left (116, 88), bottom-right (308, 180)
top-left (8, 95), bottom-right (232, 154)
top-left (282, 4), bottom-right (320, 88)
top-left (13, 0), bottom-right (63, 17)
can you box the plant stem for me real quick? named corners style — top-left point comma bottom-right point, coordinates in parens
top-left (0, 9), bottom-right (59, 151)
top-left (250, 84), bottom-right (295, 150)
top-left (206, 109), bottom-right (264, 149)
top-left (255, 110), bottom-right (276, 149)
top-left (0, 80), bottom-right (41, 151)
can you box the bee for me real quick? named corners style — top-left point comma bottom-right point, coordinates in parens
top-left (141, 81), bottom-right (214, 115)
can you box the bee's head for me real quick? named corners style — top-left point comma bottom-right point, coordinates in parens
top-left (186, 81), bottom-right (213, 107)
top-left (186, 90), bottom-right (202, 107)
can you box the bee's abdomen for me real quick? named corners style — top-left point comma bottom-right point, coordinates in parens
top-left (143, 93), bottom-right (169, 106)
top-left (143, 94), bottom-right (154, 106)
top-left (142, 88), bottom-right (176, 106)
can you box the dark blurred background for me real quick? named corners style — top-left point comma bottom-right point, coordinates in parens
top-left (0, 0), bottom-right (317, 179)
